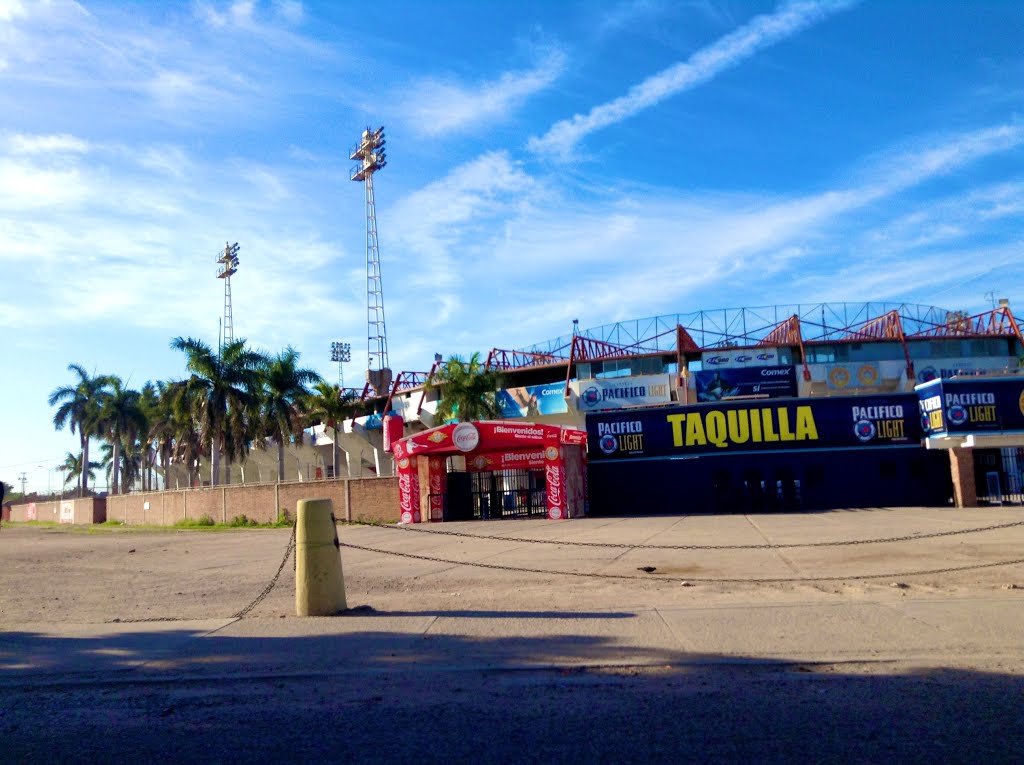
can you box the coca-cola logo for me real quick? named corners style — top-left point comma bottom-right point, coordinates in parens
top-left (398, 473), bottom-right (414, 513)
top-left (544, 446), bottom-right (559, 461)
top-left (546, 464), bottom-right (563, 508)
top-left (430, 475), bottom-right (442, 492)
top-left (398, 457), bottom-right (409, 470)
top-left (549, 507), bottom-right (563, 520)
top-left (401, 511), bottom-right (413, 524)
top-left (453, 422), bottom-right (480, 452)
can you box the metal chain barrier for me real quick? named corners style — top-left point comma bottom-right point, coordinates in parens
top-left (233, 521), bottom-right (297, 619)
top-left (339, 539), bottom-right (1024, 584)
top-left (380, 518), bottom-right (1024, 550)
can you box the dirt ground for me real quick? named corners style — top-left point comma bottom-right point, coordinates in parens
top-left (3, 509), bottom-right (1024, 763)
top-left (2, 508), bottom-right (1024, 625)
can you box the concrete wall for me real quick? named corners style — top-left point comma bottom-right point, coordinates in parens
top-left (7, 497), bottom-right (106, 524)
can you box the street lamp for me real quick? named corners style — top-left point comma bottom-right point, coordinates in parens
top-left (37, 465), bottom-right (52, 496)
top-left (331, 341), bottom-right (351, 387)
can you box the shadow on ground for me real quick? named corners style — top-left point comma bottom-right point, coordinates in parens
top-left (2, 617), bottom-right (1023, 763)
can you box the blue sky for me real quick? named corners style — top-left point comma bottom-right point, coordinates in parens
top-left (2, 0), bottom-right (1022, 493)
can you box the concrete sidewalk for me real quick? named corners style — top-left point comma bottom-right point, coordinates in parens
top-left (3, 506), bottom-right (1024, 685)
top-left (3, 593), bottom-right (1023, 685)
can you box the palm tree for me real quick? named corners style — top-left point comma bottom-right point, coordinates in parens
top-left (258, 347), bottom-right (322, 481)
top-left (164, 380), bottom-right (204, 489)
top-left (427, 352), bottom-right (503, 423)
top-left (138, 382), bottom-right (161, 491)
top-left (96, 377), bottom-right (145, 495)
top-left (149, 380), bottom-right (187, 491)
top-left (170, 336), bottom-right (266, 486)
top-left (49, 365), bottom-right (113, 496)
top-left (58, 450), bottom-right (99, 497)
top-left (305, 381), bottom-right (361, 479)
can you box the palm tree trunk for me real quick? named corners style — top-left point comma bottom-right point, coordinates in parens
top-left (81, 434), bottom-right (90, 496)
top-left (277, 441), bottom-right (285, 482)
top-left (211, 442), bottom-right (220, 487)
top-left (111, 440), bottom-right (121, 495)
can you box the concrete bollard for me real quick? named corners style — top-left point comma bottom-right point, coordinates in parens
top-left (295, 498), bottom-right (347, 616)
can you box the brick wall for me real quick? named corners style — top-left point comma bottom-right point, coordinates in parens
top-left (98, 477), bottom-right (399, 526)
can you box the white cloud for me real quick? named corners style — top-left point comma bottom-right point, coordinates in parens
top-left (529, 0), bottom-right (858, 158)
top-left (195, 0), bottom-right (255, 28)
top-left (0, 0), bottom-right (27, 23)
top-left (400, 49), bottom-right (567, 136)
top-left (395, 122), bottom-right (1024, 350)
top-left (5, 132), bottom-right (90, 155)
top-left (273, 0), bottom-right (303, 24)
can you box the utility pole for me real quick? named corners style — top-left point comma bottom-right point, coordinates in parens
top-left (18, 472), bottom-right (27, 496)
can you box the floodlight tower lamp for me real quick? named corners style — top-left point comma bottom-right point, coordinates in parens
top-left (330, 341), bottom-right (351, 387)
top-left (215, 241), bottom-right (240, 352)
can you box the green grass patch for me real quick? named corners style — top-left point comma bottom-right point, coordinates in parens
top-left (229, 514), bottom-right (258, 527)
top-left (173, 515), bottom-right (216, 528)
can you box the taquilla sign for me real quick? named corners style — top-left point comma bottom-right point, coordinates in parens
top-left (587, 393), bottom-right (920, 460)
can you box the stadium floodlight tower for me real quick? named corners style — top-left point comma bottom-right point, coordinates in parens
top-left (330, 340), bottom-right (351, 388)
top-left (216, 242), bottom-right (240, 353)
top-left (350, 126), bottom-right (392, 396)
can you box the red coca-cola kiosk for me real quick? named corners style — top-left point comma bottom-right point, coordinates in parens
top-left (391, 421), bottom-right (587, 523)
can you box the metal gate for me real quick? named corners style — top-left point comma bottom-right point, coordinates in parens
top-left (975, 447), bottom-right (1024, 505)
top-left (469, 469), bottom-right (546, 520)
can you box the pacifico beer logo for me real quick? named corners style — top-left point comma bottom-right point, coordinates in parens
top-left (853, 419), bottom-right (877, 442)
top-left (581, 387), bottom-right (601, 407)
top-left (947, 405), bottom-right (969, 426)
top-left (596, 420), bottom-right (644, 454)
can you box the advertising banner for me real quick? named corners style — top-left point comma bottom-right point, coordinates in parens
top-left (917, 376), bottom-right (1024, 436)
top-left (393, 421), bottom-right (570, 459)
top-left (815, 362), bottom-right (882, 391)
top-left (586, 393), bottom-right (921, 461)
top-left (59, 502), bottom-right (74, 524)
top-left (693, 366), bottom-right (796, 402)
top-left (701, 349), bottom-right (782, 368)
top-left (466, 449), bottom-right (547, 472)
top-left (573, 374), bottom-right (672, 412)
top-left (559, 427), bottom-right (588, 446)
top-left (496, 382), bottom-right (568, 418)
top-left (914, 357), bottom-right (1018, 384)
